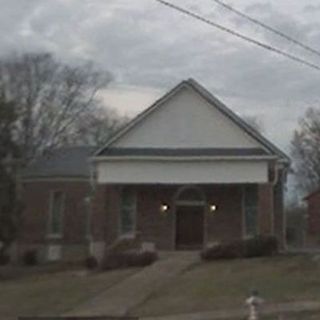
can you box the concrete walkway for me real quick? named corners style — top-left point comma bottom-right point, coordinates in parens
top-left (66, 252), bottom-right (199, 317)
top-left (143, 301), bottom-right (320, 320)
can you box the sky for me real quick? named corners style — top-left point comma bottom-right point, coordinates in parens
top-left (2, 0), bottom-right (320, 152)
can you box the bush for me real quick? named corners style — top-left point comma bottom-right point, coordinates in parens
top-left (201, 235), bottom-right (278, 261)
top-left (85, 256), bottom-right (98, 270)
top-left (107, 237), bottom-right (141, 255)
top-left (0, 253), bottom-right (10, 266)
top-left (101, 250), bottom-right (158, 270)
top-left (244, 235), bottom-right (278, 258)
top-left (201, 240), bottom-right (244, 260)
top-left (23, 250), bottom-right (38, 266)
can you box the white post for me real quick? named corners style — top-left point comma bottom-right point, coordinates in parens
top-left (246, 290), bottom-right (264, 320)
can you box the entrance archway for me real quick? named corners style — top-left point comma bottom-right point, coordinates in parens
top-left (174, 186), bottom-right (206, 250)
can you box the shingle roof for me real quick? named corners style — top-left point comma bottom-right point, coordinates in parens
top-left (22, 146), bottom-right (95, 179)
top-left (304, 189), bottom-right (320, 201)
top-left (99, 147), bottom-right (270, 157)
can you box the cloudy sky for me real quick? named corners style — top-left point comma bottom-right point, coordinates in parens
top-left (2, 0), bottom-right (320, 151)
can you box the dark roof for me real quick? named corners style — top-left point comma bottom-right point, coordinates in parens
top-left (22, 146), bottom-right (95, 179)
top-left (304, 189), bottom-right (320, 201)
top-left (99, 148), bottom-right (270, 157)
top-left (95, 79), bottom-right (290, 164)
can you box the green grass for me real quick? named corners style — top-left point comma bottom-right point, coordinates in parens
top-left (0, 268), bottom-right (138, 320)
top-left (2, 254), bottom-right (320, 320)
top-left (264, 311), bottom-right (320, 319)
top-left (132, 254), bottom-right (320, 317)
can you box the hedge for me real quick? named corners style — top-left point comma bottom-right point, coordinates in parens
top-left (201, 235), bottom-right (278, 261)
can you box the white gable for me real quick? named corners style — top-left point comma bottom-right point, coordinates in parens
top-left (112, 85), bottom-right (262, 149)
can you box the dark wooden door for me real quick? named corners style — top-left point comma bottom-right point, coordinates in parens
top-left (176, 205), bottom-right (204, 249)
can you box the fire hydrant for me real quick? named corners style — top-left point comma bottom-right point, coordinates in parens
top-left (246, 290), bottom-right (264, 320)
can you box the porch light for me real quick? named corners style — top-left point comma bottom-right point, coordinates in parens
top-left (209, 204), bottom-right (217, 212)
top-left (160, 204), bottom-right (169, 213)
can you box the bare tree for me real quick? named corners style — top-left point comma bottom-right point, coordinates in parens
top-left (73, 106), bottom-right (128, 147)
top-left (243, 115), bottom-right (264, 133)
top-left (291, 107), bottom-right (320, 193)
top-left (0, 52), bottom-right (112, 163)
top-left (0, 99), bottom-right (21, 261)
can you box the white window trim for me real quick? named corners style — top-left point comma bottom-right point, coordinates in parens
top-left (47, 190), bottom-right (65, 239)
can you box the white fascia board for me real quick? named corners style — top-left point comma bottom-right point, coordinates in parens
top-left (91, 155), bottom-right (277, 162)
top-left (96, 159), bottom-right (269, 184)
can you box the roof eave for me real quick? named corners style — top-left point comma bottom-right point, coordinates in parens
top-left (91, 155), bottom-right (278, 162)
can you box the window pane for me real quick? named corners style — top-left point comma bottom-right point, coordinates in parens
top-left (121, 208), bottom-right (134, 233)
top-left (122, 191), bottom-right (135, 207)
top-left (244, 185), bottom-right (258, 207)
top-left (246, 207), bottom-right (258, 236)
top-left (50, 191), bottom-right (64, 235)
top-left (120, 189), bottom-right (136, 234)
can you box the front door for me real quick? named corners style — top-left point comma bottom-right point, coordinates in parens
top-left (176, 205), bottom-right (204, 249)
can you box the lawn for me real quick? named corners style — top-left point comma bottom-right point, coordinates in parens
top-left (0, 267), bottom-right (138, 320)
top-left (2, 254), bottom-right (320, 320)
top-left (264, 311), bottom-right (320, 320)
top-left (132, 254), bottom-right (320, 317)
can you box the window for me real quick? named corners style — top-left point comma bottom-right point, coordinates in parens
top-left (48, 191), bottom-right (65, 236)
top-left (244, 185), bottom-right (258, 237)
top-left (120, 188), bottom-right (136, 235)
top-left (175, 186), bottom-right (206, 206)
top-left (84, 196), bottom-right (92, 239)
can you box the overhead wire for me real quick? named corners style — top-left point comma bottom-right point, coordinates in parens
top-left (211, 0), bottom-right (320, 58)
top-left (155, 0), bottom-right (320, 72)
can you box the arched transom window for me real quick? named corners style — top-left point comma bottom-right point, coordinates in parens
top-left (175, 186), bottom-right (206, 206)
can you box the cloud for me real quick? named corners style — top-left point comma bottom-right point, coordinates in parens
top-left (304, 4), bottom-right (320, 13)
top-left (0, 0), bottom-right (319, 150)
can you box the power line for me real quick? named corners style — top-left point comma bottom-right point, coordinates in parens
top-left (212, 0), bottom-right (320, 58)
top-left (155, 0), bottom-right (320, 72)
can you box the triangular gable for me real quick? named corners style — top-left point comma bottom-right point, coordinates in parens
top-left (96, 79), bottom-right (289, 163)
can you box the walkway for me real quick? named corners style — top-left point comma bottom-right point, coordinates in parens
top-left (66, 252), bottom-right (199, 317)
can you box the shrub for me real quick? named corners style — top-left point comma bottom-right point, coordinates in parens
top-left (0, 253), bottom-right (10, 266)
top-left (85, 256), bottom-right (98, 270)
top-left (201, 235), bottom-right (278, 261)
top-left (107, 237), bottom-right (141, 255)
top-left (201, 240), bottom-right (245, 260)
top-left (244, 235), bottom-right (278, 258)
top-left (128, 251), bottom-right (158, 267)
top-left (23, 250), bottom-right (38, 266)
top-left (101, 250), bottom-right (158, 270)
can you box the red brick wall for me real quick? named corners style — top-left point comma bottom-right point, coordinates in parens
top-left (21, 180), bottom-right (278, 254)
top-left (20, 180), bottom-right (90, 245)
top-left (273, 174), bottom-right (286, 247)
top-left (100, 184), bottom-right (245, 250)
top-left (205, 185), bottom-right (243, 243)
top-left (90, 184), bottom-right (123, 247)
top-left (90, 185), bottom-right (108, 242)
top-left (306, 192), bottom-right (320, 246)
top-left (104, 185), bottom-right (121, 245)
top-left (136, 185), bottom-right (176, 250)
